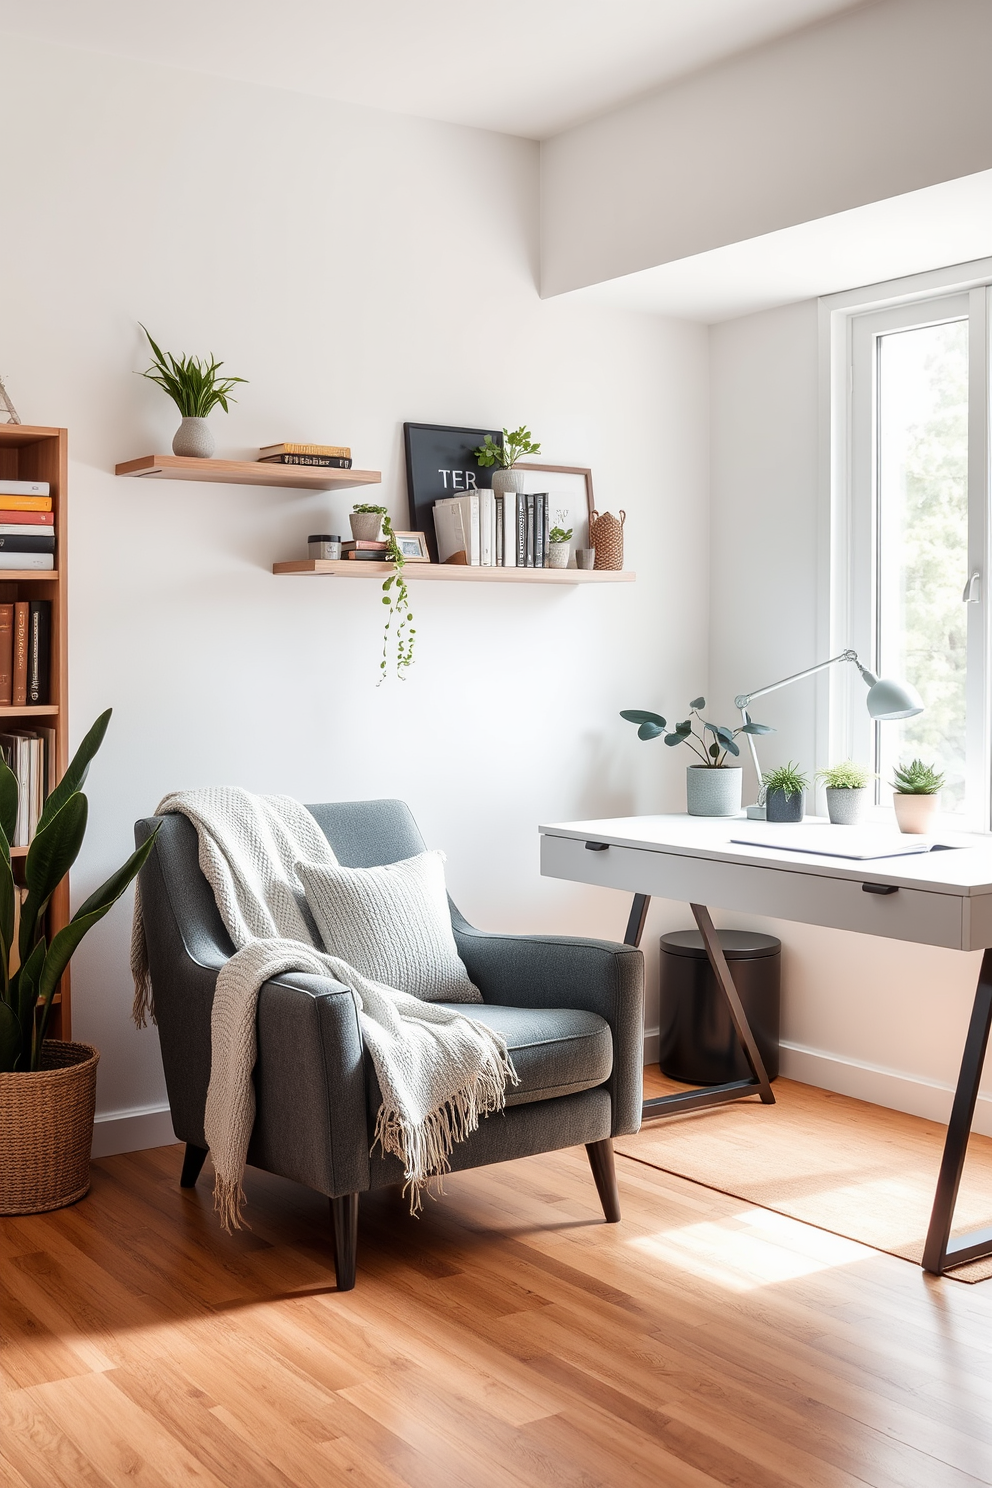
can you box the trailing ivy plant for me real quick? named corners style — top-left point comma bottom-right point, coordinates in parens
top-left (620, 697), bottom-right (773, 768)
top-left (138, 325), bottom-right (247, 417)
top-left (0, 710), bottom-right (159, 1073)
top-left (353, 504), bottom-right (415, 681)
top-left (473, 426), bottom-right (541, 469)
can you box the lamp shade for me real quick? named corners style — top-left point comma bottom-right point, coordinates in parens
top-left (865, 675), bottom-right (924, 721)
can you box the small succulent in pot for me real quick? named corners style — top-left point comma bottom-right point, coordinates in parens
top-left (548, 513), bottom-right (573, 570)
top-left (620, 698), bottom-right (774, 818)
top-left (762, 762), bottom-right (809, 823)
top-left (816, 759), bottom-right (874, 825)
top-left (891, 758), bottom-right (944, 835)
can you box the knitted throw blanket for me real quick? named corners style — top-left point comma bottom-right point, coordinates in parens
top-left (131, 789), bottom-right (516, 1230)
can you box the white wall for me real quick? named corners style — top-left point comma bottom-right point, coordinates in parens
top-left (1, 36), bottom-right (710, 1150)
top-left (542, 0), bottom-right (992, 297)
top-left (709, 299), bottom-right (992, 1135)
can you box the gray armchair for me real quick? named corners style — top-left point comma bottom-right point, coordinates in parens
top-left (134, 799), bottom-right (644, 1289)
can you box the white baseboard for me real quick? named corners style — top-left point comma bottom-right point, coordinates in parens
top-left (642, 1030), bottom-right (992, 1138)
top-left (91, 1101), bottom-right (175, 1158)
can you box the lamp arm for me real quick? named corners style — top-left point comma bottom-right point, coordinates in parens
top-left (734, 649), bottom-right (865, 711)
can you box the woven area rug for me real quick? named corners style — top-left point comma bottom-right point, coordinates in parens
top-left (616, 1077), bottom-right (992, 1282)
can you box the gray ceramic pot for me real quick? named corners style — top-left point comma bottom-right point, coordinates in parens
top-left (349, 511), bottom-right (383, 541)
top-left (548, 542), bottom-right (570, 569)
top-left (172, 417), bottom-right (214, 458)
top-left (765, 787), bottom-right (804, 823)
top-left (492, 467), bottom-right (527, 495)
top-left (686, 766), bottom-right (742, 817)
top-left (825, 786), bottom-right (867, 825)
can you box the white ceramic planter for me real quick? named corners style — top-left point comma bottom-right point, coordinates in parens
top-left (172, 417), bottom-right (214, 458)
top-left (686, 766), bottom-right (742, 817)
top-left (548, 542), bottom-right (570, 569)
top-left (826, 786), bottom-right (867, 825)
top-left (350, 511), bottom-right (383, 541)
top-left (492, 467), bottom-right (527, 495)
top-left (893, 791), bottom-right (939, 834)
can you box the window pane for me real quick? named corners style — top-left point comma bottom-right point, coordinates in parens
top-left (876, 318), bottom-right (969, 814)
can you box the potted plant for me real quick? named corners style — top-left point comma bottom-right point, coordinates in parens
top-left (472, 426), bottom-right (541, 495)
top-left (762, 762), bottom-right (809, 823)
top-left (620, 698), bottom-right (773, 817)
top-left (139, 326), bottom-right (247, 459)
top-left (816, 759), bottom-right (874, 824)
top-left (0, 710), bottom-right (159, 1215)
top-left (350, 504), bottom-right (415, 682)
top-left (891, 758), bottom-right (944, 834)
top-left (549, 514), bottom-right (573, 570)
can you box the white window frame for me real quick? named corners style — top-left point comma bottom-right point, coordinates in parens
top-left (820, 259), bottom-right (992, 830)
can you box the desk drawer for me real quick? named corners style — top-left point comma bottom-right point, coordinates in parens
top-left (541, 833), bottom-right (966, 949)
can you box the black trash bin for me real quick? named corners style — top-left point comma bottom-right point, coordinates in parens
top-left (658, 929), bottom-right (781, 1085)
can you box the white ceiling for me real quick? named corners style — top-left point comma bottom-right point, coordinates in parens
top-left (567, 170), bottom-right (992, 322)
top-left (0, 0), bottom-right (867, 140)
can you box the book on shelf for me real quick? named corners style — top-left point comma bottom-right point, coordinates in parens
top-left (258, 454), bottom-right (353, 468)
top-left (259, 443), bottom-right (351, 459)
top-left (342, 550), bottom-right (390, 561)
top-left (0, 510), bottom-right (53, 526)
top-left (13, 603), bottom-right (27, 705)
top-left (0, 495), bottom-right (52, 512)
top-left (27, 602), bottom-right (50, 705)
top-left (0, 605), bottom-right (12, 706)
top-left (0, 532), bottom-right (55, 553)
top-left (434, 489), bottom-right (554, 567)
top-left (434, 493), bottom-right (480, 565)
top-left (0, 553), bottom-right (53, 571)
top-left (0, 727), bottom-right (55, 847)
top-left (341, 539), bottom-right (388, 552)
top-left (534, 493), bottom-right (546, 568)
top-left (0, 481), bottom-right (49, 498)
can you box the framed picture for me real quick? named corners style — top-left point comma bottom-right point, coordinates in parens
top-left (392, 530), bottom-right (430, 562)
top-left (514, 463), bottom-right (596, 547)
top-left (404, 422), bottom-right (502, 562)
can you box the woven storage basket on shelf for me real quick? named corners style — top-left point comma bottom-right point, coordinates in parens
top-left (0, 1040), bottom-right (99, 1214)
top-left (589, 509), bottom-right (625, 570)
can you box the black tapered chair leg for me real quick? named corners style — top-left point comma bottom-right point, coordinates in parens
top-left (585, 1138), bottom-right (621, 1222)
top-left (330, 1193), bottom-right (359, 1290)
top-left (180, 1143), bottom-right (208, 1188)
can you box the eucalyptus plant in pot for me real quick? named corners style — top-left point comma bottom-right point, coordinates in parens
top-left (139, 325), bottom-right (247, 458)
top-left (0, 710), bottom-right (159, 1215)
top-left (473, 426), bottom-right (541, 495)
top-left (620, 698), bottom-right (774, 817)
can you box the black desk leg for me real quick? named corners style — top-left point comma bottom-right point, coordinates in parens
top-left (922, 949), bottom-right (992, 1275)
top-left (626, 896), bottom-right (777, 1123)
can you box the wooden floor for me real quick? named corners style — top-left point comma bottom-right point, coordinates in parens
top-left (2, 1128), bottom-right (992, 1487)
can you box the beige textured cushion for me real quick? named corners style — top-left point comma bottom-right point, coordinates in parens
top-left (297, 851), bottom-right (482, 1003)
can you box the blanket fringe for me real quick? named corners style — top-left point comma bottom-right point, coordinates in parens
top-left (213, 1173), bottom-right (248, 1234)
top-left (130, 880), bottom-right (156, 1028)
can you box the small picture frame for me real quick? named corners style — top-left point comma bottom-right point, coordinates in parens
top-left (392, 530), bottom-right (431, 562)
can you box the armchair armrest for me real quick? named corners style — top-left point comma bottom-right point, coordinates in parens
top-left (452, 919), bottom-right (644, 1136)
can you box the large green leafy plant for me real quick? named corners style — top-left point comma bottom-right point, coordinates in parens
top-left (0, 711), bottom-right (159, 1073)
top-left (139, 325), bottom-right (247, 417)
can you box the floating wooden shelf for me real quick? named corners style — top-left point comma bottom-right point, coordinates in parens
top-left (0, 705), bottom-right (58, 717)
top-left (116, 455), bottom-right (381, 491)
top-left (272, 560), bottom-right (636, 584)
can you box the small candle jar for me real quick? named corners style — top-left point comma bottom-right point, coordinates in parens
top-left (308, 533), bottom-right (341, 560)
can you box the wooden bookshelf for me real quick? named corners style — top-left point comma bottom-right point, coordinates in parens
top-left (0, 424), bottom-right (69, 1035)
top-left (116, 455), bottom-right (382, 492)
top-left (272, 559), bottom-right (635, 584)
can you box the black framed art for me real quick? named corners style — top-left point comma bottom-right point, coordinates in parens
top-left (403, 422), bottom-right (502, 562)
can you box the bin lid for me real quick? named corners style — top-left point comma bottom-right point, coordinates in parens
top-left (660, 929), bottom-right (780, 960)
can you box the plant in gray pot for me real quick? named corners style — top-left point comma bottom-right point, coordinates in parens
top-left (816, 759), bottom-right (874, 824)
top-left (473, 425), bottom-right (541, 495)
top-left (620, 698), bottom-right (773, 817)
top-left (139, 325), bottom-right (247, 458)
top-left (762, 762), bottom-right (809, 823)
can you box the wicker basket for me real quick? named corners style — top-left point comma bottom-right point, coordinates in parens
top-left (590, 509), bottom-right (625, 570)
top-left (0, 1041), bottom-right (99, 1214)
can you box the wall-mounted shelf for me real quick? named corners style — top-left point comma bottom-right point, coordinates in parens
top-left (116, 455), bottom-right (382, 492)
top-left (272, 559), bottom-right (635, 584)
top-left (0, 705), bottom-right (58, 717)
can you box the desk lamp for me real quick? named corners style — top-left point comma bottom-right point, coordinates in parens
top-left (735, 648), bottom-right (924, 819)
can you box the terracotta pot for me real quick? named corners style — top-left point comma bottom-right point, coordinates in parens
top-left (893, 792), bottom-right (939, 834)
top-left (0, 1041), bottom-right (99, 1214)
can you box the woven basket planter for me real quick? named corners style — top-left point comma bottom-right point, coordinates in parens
top-left (0, 1040), bottom-right (99, 1214)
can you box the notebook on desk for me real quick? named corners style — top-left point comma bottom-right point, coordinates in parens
top-left (730, 824), bottom-right (936, 860)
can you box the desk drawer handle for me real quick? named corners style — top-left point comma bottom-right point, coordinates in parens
top-left (863, 883), bottom-right (898, 895)
top-left (585, 841), bottom-right (610, 852)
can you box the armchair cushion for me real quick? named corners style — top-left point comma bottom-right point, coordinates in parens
top-left (432, 1002), bottom-right (612, 1106)
top-left (298, 851), bottom-right (481, 1003)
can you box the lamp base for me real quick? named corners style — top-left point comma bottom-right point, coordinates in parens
top-left (745, 803), bottom-right (767, 820)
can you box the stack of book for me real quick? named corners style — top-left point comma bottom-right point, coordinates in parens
top-left (341, 540), bottom-right (388, 562)
top-left (434, 490), bottom-right (550, 567)
top-left (0, 600), bottom-right (52, 706)
top-left (258, 443), bottom-right (353, 469)
top-left (0, 728), bottom-right (55, 847)
top-left (0, 479), bottom-right (55, 571)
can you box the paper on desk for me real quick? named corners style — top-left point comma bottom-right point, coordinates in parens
top-left (730, 824), bottom-right (935, 860)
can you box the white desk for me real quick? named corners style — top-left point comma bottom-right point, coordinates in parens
top-left (540, 813), bottom-right (992, 1276)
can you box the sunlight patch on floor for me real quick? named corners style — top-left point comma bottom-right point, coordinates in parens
top-left (629, 1203), bottom-right (869, 1291)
